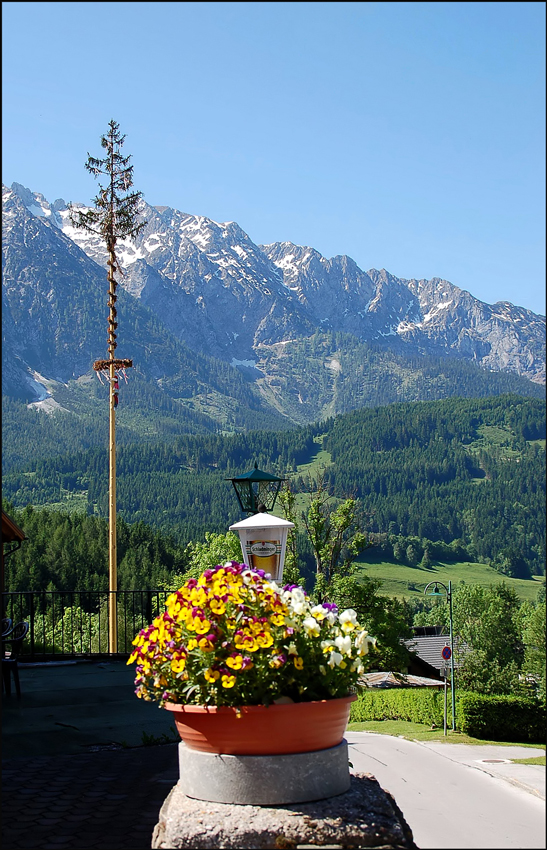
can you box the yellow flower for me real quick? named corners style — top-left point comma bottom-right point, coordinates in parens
top-left (194, 618), bottom-right (211, 635)
top-left (221, 674), bottom-right (236, 688)
top-left (226, 654), bottom-right (244, 670)
top-left (171, 656), bottom-right (186, 674)
top-left (204, 668), bottom-right (220, 683)
top-left (270, 613), bottom-right (285, 626)
top-left (187, 639), bottom-right (198, 651)
top-left (234, 633), bottom-right (258, 652)
top-left (209, 598), bottom-right (226, 616)
top-left (293, 656), bottom-right (304, 670)
top-left (190, 587), bottom-right (208, 607)
top-left (198, 637), bottom-right (215, 652)
top-left (256, 632), bottom-right (274, 649)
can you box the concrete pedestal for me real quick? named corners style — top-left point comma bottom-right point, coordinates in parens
top-left (177, 739), bottom-right (351, 805)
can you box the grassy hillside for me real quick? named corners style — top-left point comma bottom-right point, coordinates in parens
top-left (354, 555), bottom-right (544, 603)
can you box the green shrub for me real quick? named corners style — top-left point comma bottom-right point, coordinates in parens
top-left (458, 693), bottom-right (546, 743)
top-left (350, 687), bottom-right (546, 743)
top-left (350, 688), bottom-right (449, 727)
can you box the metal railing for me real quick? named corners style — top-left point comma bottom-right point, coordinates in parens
top-left (2, 590), bottom-right (170, 660)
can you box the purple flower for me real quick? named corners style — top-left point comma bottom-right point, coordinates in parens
top-left (283, 583), bottom-right (307, 594)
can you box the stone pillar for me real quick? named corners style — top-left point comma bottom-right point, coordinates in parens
top-left (152, 771), bottom-right (418, 849)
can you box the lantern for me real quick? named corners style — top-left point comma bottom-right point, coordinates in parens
top-left (226, 464), bottom-right (285, 515)
top-left (229, 513), bottom-right (295, 583)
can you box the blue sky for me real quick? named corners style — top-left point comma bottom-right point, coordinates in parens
top-left (2, 1), bottom-right (545, 315)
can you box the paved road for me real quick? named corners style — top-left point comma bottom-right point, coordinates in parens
top-left (347, 731), bottom-right (546, 850)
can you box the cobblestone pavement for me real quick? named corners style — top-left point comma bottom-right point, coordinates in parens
top-left (1, 743), bottom-right (179, 850)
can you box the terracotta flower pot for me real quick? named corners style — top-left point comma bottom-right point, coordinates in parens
top-left (164, 695), bottom-right (357, 755)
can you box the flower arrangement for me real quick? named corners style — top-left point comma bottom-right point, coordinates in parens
top-left (128, 561), bottom-right (377, 707)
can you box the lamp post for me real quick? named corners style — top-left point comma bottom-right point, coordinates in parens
top-left (424, 580), bottom-right (455, 731)
top-left (227, 464), bottom-right (293, 583)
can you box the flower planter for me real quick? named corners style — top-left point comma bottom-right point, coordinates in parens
top-left (164, 694), bottom-right (356, 755)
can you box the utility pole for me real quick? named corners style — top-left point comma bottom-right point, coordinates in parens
top-left (70, 120), bottom-right (146, 653)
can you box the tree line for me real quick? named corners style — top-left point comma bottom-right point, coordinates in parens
top-left (2, 395), bottom-right (545, 576)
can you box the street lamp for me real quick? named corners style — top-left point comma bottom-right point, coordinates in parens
top-left (226, 463), bottom-right (285, 515)
top-left (424, 580), bottom-right (456, 732)
top-left (227, 464), bottom-right (293, 583)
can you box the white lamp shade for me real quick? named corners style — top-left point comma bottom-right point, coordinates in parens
top-left (229, 513), bottom-right (295, 583)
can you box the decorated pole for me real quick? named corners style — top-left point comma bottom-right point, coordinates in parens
top-left (70, 120), bottom-right (145, 653)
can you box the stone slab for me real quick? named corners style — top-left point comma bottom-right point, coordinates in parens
top-left (152, 771), bottom-right (418, 849)
top-left (178, 740), bottom-right (351, 805)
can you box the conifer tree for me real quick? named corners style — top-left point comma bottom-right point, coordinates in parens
top-left (69, 120), bottom-right (146, 652)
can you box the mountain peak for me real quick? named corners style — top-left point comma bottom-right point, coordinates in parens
top-left (3, 183), bottom-right (545, 388)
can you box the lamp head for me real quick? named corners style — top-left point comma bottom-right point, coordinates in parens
top-left (226, 463), bottom-right (285, 515)
top-left (425, 581), bottom-right (448, 598)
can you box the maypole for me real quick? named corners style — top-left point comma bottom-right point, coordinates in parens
top-left (70, 120), bottom-right (146, 653)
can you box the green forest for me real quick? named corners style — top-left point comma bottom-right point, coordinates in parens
top-left (3, 394), bottom-right (545, 582)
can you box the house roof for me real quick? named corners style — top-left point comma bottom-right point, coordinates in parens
top-left (404, 634), bottom-right (468, 670)
top-left (359, 671), bottom-right (444, 689)
top-left (2, 511), bottom-right (26, 543)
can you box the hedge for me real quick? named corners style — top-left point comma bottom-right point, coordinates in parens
top-left (350, 687), bottom-right (546, 743)
top-left (457, 693), bottom-right (546, 742)
top-left (350, 688), bottom-right (450, 728)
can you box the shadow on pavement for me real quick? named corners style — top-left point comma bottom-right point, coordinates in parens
top-left (1, 661), bottom-right (180, 849)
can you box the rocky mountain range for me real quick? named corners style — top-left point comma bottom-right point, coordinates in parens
top-left (2, 181), bottom-right (545, 434)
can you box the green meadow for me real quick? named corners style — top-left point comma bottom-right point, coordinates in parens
top-left (354, 555), bottom-right (544, 603)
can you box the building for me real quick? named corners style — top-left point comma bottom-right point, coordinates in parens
top-left (1, 510), bottom-right (26, 595)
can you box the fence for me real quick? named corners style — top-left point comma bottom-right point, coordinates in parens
top-left (2, 590), bottom-right (170, 660)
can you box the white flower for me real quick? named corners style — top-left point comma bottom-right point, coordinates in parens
top-left (321, 640), bottom-right (334, 653)
top-left (288, 587), bottom-right (308, 615)
top-left (355, 629), bottom-right (374, 656)
top-left (302, 617), bottom-right (321, 638)
top-left (334, 634), bottom-right (352, 655)
top-left (310, 604), bottom-right (327, 621)
top-left (339, 609), bottom-right (358, 632)
top-left (327, 650), bottom-right (344, 668)
top-left (287, 642), bottom-right (298, 656)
